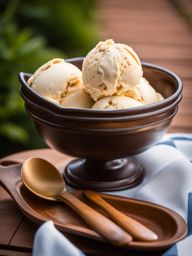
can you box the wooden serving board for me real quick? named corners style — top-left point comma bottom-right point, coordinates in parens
top-left (0, 149), bottom-right (187, 255)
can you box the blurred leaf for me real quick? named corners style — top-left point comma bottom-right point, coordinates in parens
top-left (0, 122), bottom-right (29, 142)
top-left (17, 0), bottom-right (99, 55)
top-left (0, 0), bottom-right (19, 30)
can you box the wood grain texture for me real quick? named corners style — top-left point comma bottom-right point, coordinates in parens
top-left (0, 249), bottom-right (31, 256)
top-left (0, 187), bottom-right (23, 245)
top-left (9, 218), bottom-right (36, 249)
top-left (97, 0), bottom-right (192, 133)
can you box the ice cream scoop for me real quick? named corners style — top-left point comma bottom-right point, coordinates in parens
top-left (60, 89), bottom-right (94, 108)
top-left (82, 39), bottom-right (143, 101)
top-left (28, 58), bottom-right (82, 100)
top-left (124, 77), bottom-right (163, 104)
top-left (92, 96), bottom-right (143, 110)
top-left (28, 58), bottom-right (93, 108)
top-left (157, 92), bottom-right (164, 102)
top-left (44, 96), bottom-right (59, 105)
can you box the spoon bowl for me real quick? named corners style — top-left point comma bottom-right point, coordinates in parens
top-left (21, 157), bottom-right (65, 200)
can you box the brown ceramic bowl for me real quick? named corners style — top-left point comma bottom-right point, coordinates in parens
top-left (19, 58), bottom-right (182, 191)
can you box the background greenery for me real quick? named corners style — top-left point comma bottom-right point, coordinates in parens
top-left (172, 0), bottom-right (192, 27)
top-left (0, 0), bottom-right (99, 157)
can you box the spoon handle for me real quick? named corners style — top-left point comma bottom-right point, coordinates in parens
top-left (55, 191), bottom-right (132, 246)
top-left (84, 190), bottom-right (158, 242)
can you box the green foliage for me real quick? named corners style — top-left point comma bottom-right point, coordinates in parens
top-left (0, 0), bottom-right (98, 157)
top-left (17, 0), bottom-right (98, 56)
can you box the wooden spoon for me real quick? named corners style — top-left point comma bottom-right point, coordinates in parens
top-left (21, 157), bottom-right (132, 246)
top-left (84, 190), bottom-right (158, 242)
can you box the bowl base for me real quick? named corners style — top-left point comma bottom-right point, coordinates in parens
top-left (64, 158), bottom-right (144, 191)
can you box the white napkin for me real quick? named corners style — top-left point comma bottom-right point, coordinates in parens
top-left (114, 143), bottom-right (192, 220)
top-left (33, 134), bottom-right (192, 256)
top-left (33, 220), bottom-right (85, 256)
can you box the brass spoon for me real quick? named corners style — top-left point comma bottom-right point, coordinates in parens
top-left (84, 190), bottom-right (158, 242)
top-left (21, 157), bottom-right (132, 246)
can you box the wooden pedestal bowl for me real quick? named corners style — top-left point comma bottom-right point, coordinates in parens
top-left (19, 58), bottom-right (182, 191)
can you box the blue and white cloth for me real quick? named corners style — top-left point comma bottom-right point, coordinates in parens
top-left (163, 192), bottom-right (192, 256)
top-left (33, 134), bottom-right (192, 256)
top-left (33, 220), bottom-right (85, 256)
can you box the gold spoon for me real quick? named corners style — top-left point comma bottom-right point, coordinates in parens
top-left (21, 157), bottom-right (132, 246)
top-left (84, 190), bottom-right (158, 242)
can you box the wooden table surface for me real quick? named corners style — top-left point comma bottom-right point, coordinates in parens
top-left (1, 0), bottom-right (192, 255)
top-left (98, 0), bottom-right (192, 133)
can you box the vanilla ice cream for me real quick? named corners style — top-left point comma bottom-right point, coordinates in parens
top-left (28, 42), bottom-right (164, 110)
top-left (82, 39), bottom-right (143, 101)
top-left (60, 89), bottom-right (93, 108)
top-left (92, 96), bottom-right (143, 110)
top-left (157, 92), bottom-right (164, 102)
top-left (43, 96), bottom-right (60, 105)
top-left (28, 58), bottom-right (93, 108)
top-left (125, 77), bottom-right (163, 104)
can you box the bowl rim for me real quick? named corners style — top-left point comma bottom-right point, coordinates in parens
top-left (19, 59), bottom-right (182, 116)
top-left (22, 88), bottom-right (181, 122)
top-left (26, 105), bottom-right (178, 132)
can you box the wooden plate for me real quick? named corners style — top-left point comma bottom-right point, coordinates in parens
top-left (0, 162), bottom-right (187, 252)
